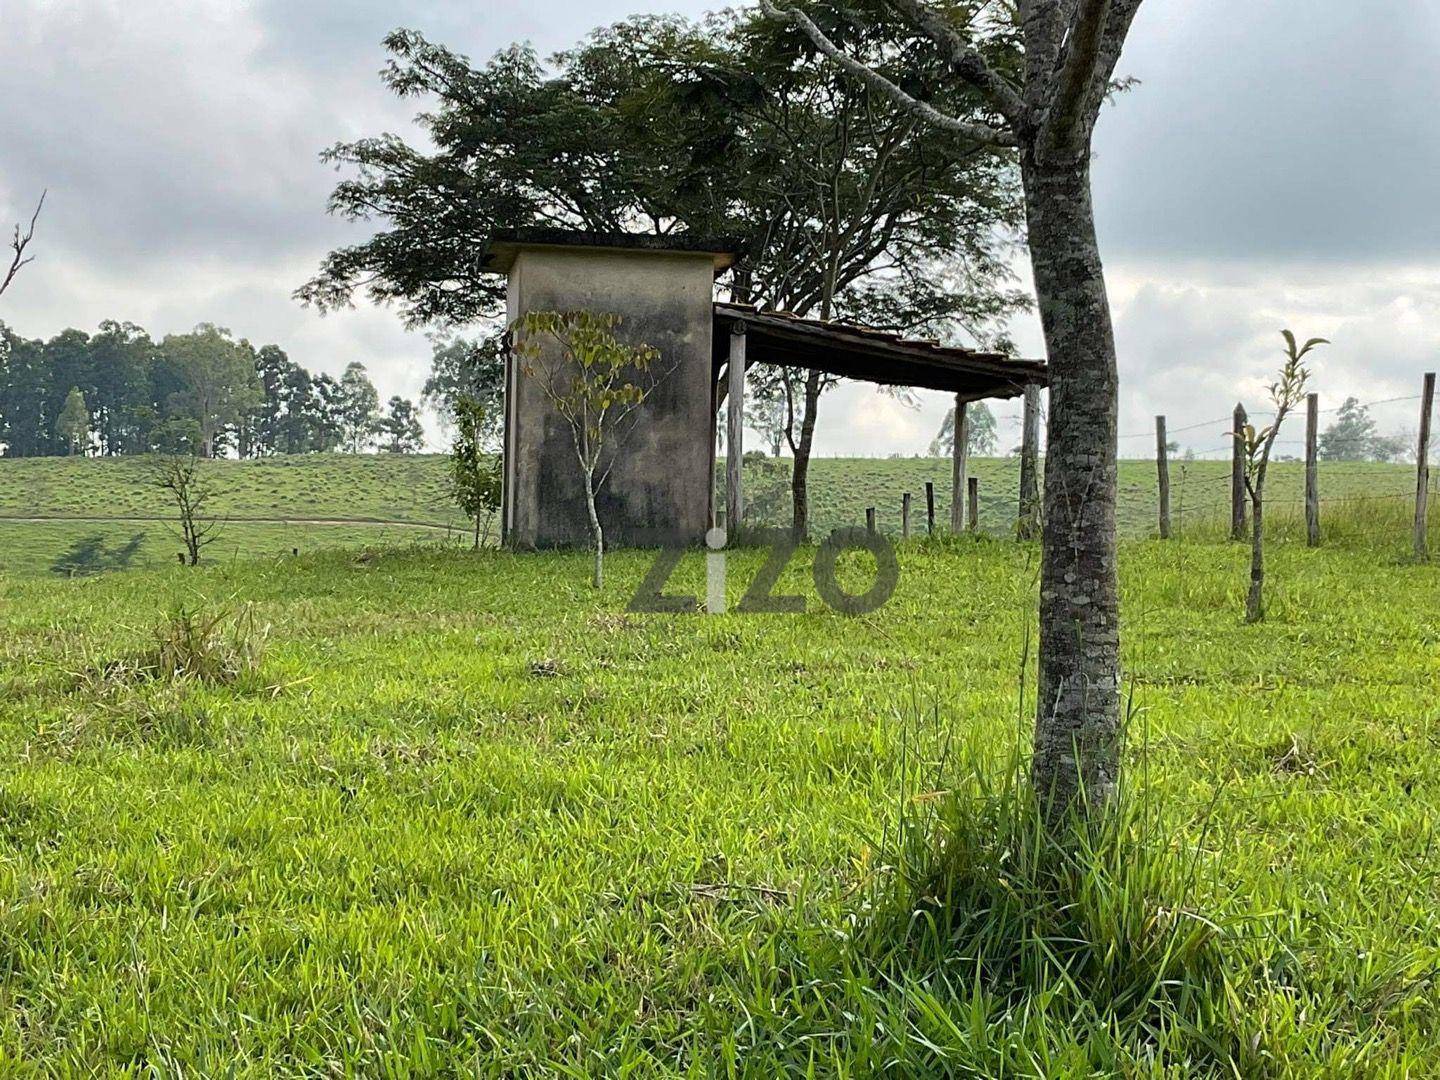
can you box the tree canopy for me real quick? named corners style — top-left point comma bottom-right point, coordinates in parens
top-left (300, 8), bottom-right (1027, 342)
top-left (0, 319), bottom-right (425, 459)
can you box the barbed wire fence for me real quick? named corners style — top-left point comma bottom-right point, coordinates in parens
top-left (857, 373), bottom-right (1437, 556)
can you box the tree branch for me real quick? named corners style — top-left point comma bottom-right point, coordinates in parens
top-left (757, 1), bottom-right (1017, 148)
top-left (885, 0), bottom-right (1025, 124)
top-left (1, 191), bottom-right (46, 298)
top-left (1043, 0), bottom-right (1111, 151)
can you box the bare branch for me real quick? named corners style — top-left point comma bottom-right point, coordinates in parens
top-left (1, 191), bottom-right (46, 298)
top-left (885, 0), bottom-right (1025, 124)
top-left (757, 1), bottom-right (1017, 148)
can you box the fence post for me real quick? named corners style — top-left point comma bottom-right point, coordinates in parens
top-left (925, 482), bottom-right (936, 536)
top-left (1017, 385), bottom-right (1042, 540)
top-left (902, 492), bottom-right (912, 540)
top-left (1416, 372), bottom-right (1435, 561)
top-left (866, 507), bottom-right (876, 535)
top-left (1231, 402), bottom-right (1248, 541)
top-left (1155, 415), bottom-right (1171, 540)
top-left (968, 477), bottom-right (980, 532)
top-left (1305, 392), bottom-right (1321, 547)
top-left (951, 397), bottom-right (969, 533)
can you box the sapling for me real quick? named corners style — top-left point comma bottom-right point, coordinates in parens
top-left (513, 311), bottom-right (666, 589)
top-left (1241, 331), bottom-right (1327, 622)
top-left (448, 395), bottom-right (502, 550)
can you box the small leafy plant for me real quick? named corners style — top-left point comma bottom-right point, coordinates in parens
top-left (1240, 330), bottom-right (1326, 622)
top-left (513, 310), bottom-right (667, 589)
top-left (448, 395), bottom-right (503, 549)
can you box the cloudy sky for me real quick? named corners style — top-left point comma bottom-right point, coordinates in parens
top-left (2, 0), bottom-right (1437, 457)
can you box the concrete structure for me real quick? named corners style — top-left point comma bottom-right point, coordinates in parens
top-left (485, 229), bottom-right (1048, 551)
top-left (489, 230), bottom-right (736, 549)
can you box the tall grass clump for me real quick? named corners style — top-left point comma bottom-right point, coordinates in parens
top-left (723, 715), bottom-right (1245, 1074)
top-left (135, 604), bottom-right (268, 686)
top-left (874, 732), bottom-right (1232, 1044)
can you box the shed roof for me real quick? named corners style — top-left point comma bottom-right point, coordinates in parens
top-left (482, 228), bottom-right (743, 274)
top-left (714, 303), bottom-right (1047, 399)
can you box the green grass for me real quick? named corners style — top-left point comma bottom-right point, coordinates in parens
top-left (1, 522), bottom-right (1438, 1073)
top-left (0, 454), bottom-right (1427, 580)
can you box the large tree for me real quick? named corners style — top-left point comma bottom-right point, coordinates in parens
top-left (377, 395), bottom-right (425, 453)
top-left (761, 0), bottom-right (1145, 817)
top-left (299, 10), bottom-right (1026, 534)
top-left (338, 362), bottom-right (381, 453)
top-left (86, 321), bottom-right (155, 455)
top-left (161, 325), bottom-right (262, 459)
top-left (423, 335), bottom-right (506, 446)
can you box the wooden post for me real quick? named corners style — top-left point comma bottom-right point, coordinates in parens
top-left (902, 492), bottom-right (912, 539)
top-left (866, 507), bottom-right (876, 535)
top-left (1017, 385), bottom-right (1041, 540)
top-left (1231, 402), bottom-right (1248, 541)
top-left (1155, 415), bottom-right (1171, 540)
top-left (967, 477), bottom-right (980, 532)
top-left (1305, 392), bottom-right (1321, 548)
top-left (925, 482), bottom-right (936, 536)
top-left (1416, 372), bottom-right (1435, 560)
top-left (726, 325), bottom-right (746, 535)
top-left (950, 396), bottom-right (969, 533)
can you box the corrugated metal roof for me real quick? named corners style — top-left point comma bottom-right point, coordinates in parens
top-left (715, 302), bottom-right (1047, 397)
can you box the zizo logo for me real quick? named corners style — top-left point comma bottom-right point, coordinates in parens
top-left (628, 527), bottom-right (899, 616)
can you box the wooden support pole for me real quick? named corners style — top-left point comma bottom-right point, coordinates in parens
top-left (1305, 392), bottom-right (1321, 548)
top-left (967, 477), bottom-right (980, 532)
top-left (1155, 415), bottom-right (1171, 540)
top-left (902, 492), bottom-right (912, 540)
top-left (1416, 372), bottom-right (1435, 561)
top-left (866, 507), bottom-right (876, 535)
top-left (925, 482), bottom-right (936, 536)
top-left (1017, 385), bottom-right (1042, 540)
top-left (725, 325), bottom-right (746, 536)
top-left (950, 396), bottom-right (969, 533)
top-left (1231, 402), bottom-right (1248, 541)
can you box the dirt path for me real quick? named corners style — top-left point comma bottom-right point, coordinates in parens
top-left (0, 513), bottom-right (460, 532)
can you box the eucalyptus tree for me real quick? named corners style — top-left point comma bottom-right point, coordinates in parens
top-left (299, 10), bottom-right (1026, 537)
top-left (758, 0), bottom-right (1147, 817)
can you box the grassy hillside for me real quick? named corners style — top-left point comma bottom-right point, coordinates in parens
top-left (0, 453), bottom-right (1428, 578)
top-left (0, 534), bottom-right (1437, 1071)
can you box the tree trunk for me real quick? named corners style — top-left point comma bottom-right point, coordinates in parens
top-left (1022, 151), bottom-right (1122, 819)
top-left (583, 475), bottom-right (604, 589)
top-left (1246, 493), bottom-right (1265, 623)
top-left (790, 370), bottom-right (822, 542)
top-left (473, 514), bottom-right (481, 552)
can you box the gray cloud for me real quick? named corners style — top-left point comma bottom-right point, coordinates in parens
top-left (2, 0), bottom-right (1437, 456)
top-left (1094, 0), bottom-right (1440, 262)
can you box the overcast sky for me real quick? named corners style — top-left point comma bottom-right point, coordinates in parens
top-left (2, 0), bottom-right (1437, 457)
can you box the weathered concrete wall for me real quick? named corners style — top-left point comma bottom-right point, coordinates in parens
top-left (503, 247), bottom-right (715, 550)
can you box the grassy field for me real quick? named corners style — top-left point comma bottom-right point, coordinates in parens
top-left (0, 454), bottom-right (1429, 579)
top-left (0, 518), bottom-right (1438, 1072)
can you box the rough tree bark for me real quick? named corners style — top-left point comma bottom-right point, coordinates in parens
top-left (762, 0), bottom-right (1144, 819)
top-left (1023, 151), bottom-right (1121, 811)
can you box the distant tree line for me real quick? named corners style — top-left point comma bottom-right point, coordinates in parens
top-left (0, 320), bottom-right (426, 458)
